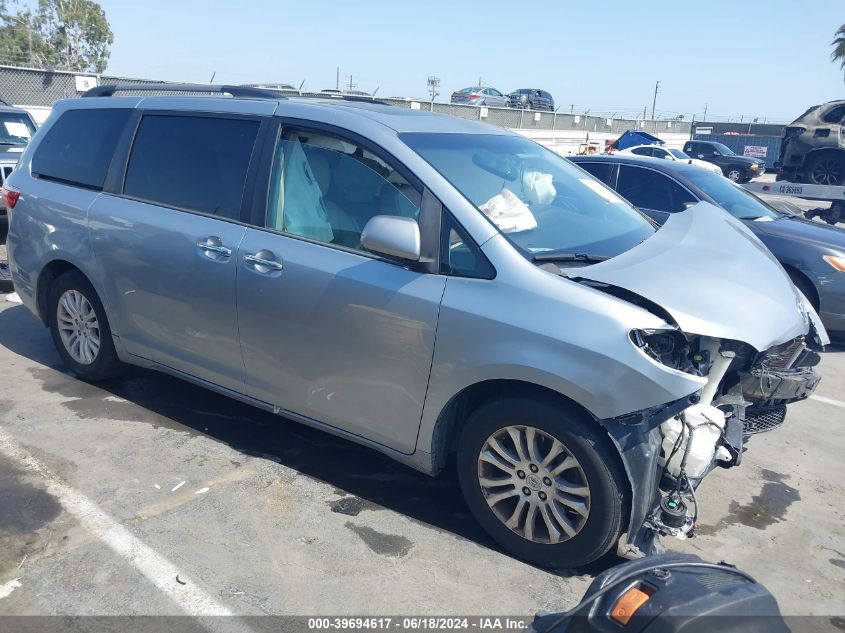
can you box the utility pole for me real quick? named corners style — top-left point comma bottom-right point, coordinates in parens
top-left (651, 80), bottom-right (661, 120)
top-left (346, 75), bottom-right (358, 92)
top-left (336, 66), bottom-right (340, 90)
top-left (426, 76), bottom-right (440, 107)
top-left (569, 104), bottom-right (574, 114)
top-left (703, 103), bottom-right (708, 120)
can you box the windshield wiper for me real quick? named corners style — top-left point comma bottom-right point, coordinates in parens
top-left (531, 252), bottom-right (610, 263)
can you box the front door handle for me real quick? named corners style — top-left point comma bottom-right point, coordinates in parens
top-left (196, 236), bottom-right (232, 258)
top-left (244, 251), bottom-right (284, 272)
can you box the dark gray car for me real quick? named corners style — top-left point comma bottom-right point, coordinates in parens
top-left (572, 154), bottom-right (845, 335)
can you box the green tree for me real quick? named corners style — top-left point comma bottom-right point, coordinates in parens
top-left (833, 23), bottom-right (845, 80)
top-left (0, 0), bottom-right (112, 73)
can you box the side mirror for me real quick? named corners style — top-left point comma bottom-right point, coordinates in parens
top-left (361, 215), bottom-right (421, 261)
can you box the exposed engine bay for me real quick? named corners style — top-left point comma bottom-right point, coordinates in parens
top-left (630, 329), bottom-right (821, 546)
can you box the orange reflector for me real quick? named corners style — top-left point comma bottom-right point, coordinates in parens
top-left (823, 255), bottom-right (845, 272)
top-left (610, 584), bottom-right (654, 626)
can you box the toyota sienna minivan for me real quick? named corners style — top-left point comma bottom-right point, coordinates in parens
top-left (4, 84), bottom-right (828, 567)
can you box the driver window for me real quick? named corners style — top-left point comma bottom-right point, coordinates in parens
top-left (616, 166), bottom-right (696, 213)
top-left (267, 130), bottom-right (420, 251)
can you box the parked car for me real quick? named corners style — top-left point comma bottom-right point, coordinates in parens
top-left (571, 154), bottom-right (845, 338)
top-left (777, 100), bottom-right (845, 185)
top-left (682, 140), bottom-right (765, 182)
top-left (5, 85), bottom-right (825, 568)
top-left (0, 104), bottom-right (37, 224)
top-left (618, 144), bottom-right (723, 174)
top-left (507, 88), bottom-right (554, 111)
top-left (450, 86), bottom-right (508, 107)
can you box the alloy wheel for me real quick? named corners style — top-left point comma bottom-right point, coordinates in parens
top-left (477, 425), bottom-right (590, 544)
top-left (811, 159), bottom-right (843, 186)
top-left (727, 169), bottom-right (742, 182)
top-left (56, 289), bottom-right (100, 365)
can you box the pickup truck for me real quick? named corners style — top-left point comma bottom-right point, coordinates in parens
top-left (682, 140), bottom-right (765, 182)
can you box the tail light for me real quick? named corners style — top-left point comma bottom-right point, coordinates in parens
top-left (467, 94), bottom-right (480, 100)
top-left (2, 187), bottom-right (19, 209)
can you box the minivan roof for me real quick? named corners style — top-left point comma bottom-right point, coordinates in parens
top-left (61, 92), bottom-right (515, 136)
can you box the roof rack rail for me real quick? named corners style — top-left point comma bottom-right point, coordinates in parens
top-left (82, 83), bottom-right (283, 100)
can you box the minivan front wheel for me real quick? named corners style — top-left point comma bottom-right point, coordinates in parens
top-left (457, 398), bottom-right (627, 568)
top-left (48, 271), bottom-right (122, 381)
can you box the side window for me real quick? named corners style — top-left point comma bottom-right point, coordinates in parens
top-left (440, 213), bottom-right (494, 278)
top-left (616, 166), bottom-right (696, 213)
top-left (491, 89), bottom-right (503, 97)
top-left (652, 148), bottom-right (668, 159)
top-left (266, 129), bottom-right (421, 252)
top-left (821, 105), bottom-right (845, 124)
top-left (577, 161), bottom-right (614, 184)
top-left (32, 108), bottom-right (131, 190)
top-left (123, 115), bottom-right (260, 220)
top-left (630, 147), bottom-right (653, 157)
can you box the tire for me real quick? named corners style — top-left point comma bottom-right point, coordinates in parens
top-left (806, 153), bottom-right (845, 186)
top-left (726, 167), bottom-right (744, 182)
top-left (47, 270), bottom-right (122, 381)
top-left (457, 397), bottom-right (627, 568)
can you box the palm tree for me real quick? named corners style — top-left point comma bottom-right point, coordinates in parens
top-left (833, 24), bottom-right (845, 79)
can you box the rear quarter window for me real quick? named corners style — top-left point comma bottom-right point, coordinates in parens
top-left (31, 108), bottom-right (130, 190)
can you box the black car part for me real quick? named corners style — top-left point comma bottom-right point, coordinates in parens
top-left (528, 553), bottom-right (788, 633)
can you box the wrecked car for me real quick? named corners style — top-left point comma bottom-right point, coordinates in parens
top-left (777, 100), bottom-right (845, 185)
top-left (5, 85), bottom-right (827, 568)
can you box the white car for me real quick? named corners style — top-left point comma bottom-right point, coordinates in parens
top-left (619, 144), bottom-right (724, 175)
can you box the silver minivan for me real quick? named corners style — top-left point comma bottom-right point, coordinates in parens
top-left (4, 85), bottom-right (827, 567)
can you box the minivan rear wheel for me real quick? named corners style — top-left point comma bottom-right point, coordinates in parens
top-left (457, 397), bottom-right (627, 568)
top-left (47, 270), bottom-right (122, 381)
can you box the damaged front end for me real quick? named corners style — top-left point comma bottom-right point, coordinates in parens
top-left (561, 203), bottom-right (828, 559)
top-left (603, 329), bottom-right (822, 560)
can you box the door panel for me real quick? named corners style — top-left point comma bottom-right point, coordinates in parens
top-left (236, 229), bottom-right (445, 452)
top-left (89, 195), bottom-right (246, 391)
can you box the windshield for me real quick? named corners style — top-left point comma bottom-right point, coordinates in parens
top-left (711, 142), bottom-right (735, 155)
top-left (401, 132), bottom-right (655, 258)
top-left (685, 170), bottom-right (778, 220)
top-left (0, 112), bottom-right (36, 145)
top-left (669, 149), bottom-right (690, 159)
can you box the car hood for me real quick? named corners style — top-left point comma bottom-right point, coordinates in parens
top-left (728, 155), bottom-right (765, 166)
top-left (572, 202), bottom-right (818, 351)
top-left (749, 214), bottom-right (845, 248)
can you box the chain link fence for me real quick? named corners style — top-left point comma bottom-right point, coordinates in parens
top-left (0, 64), bottom-right (693, 135)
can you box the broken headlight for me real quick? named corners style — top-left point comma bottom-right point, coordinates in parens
top-left (631, 329), bottom-right (696, 374)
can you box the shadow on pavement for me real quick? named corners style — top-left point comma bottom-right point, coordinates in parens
top-left (0, 304), bottom-right (605, 577)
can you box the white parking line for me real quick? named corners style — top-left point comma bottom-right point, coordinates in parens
top-left (810, 394), bottom-right (845, 409)
top-left (0, 428), bottom-right (253, 629)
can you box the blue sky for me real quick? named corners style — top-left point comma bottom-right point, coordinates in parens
top-left (94, 0), bottom-right (843, 122)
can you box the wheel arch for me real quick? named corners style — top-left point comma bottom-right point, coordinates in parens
top-left (35, 259), bottom-right (83, 326)
top-left (428, 379), bottom-right (626, 481)
top-left (782, 263), bottom-right (820, 311)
